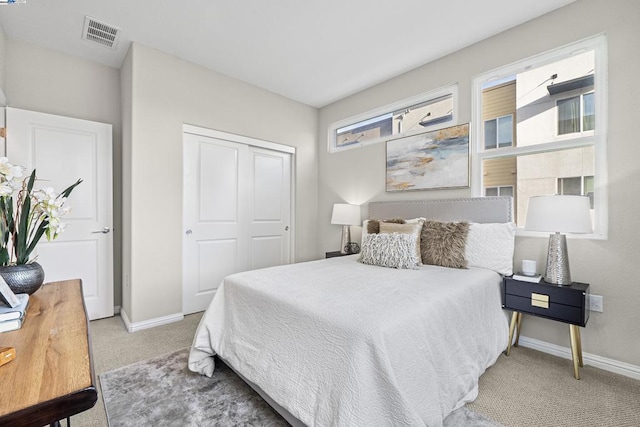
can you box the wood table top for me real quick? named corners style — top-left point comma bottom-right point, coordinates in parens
top-left (0, 279), bottom-right (97, 426)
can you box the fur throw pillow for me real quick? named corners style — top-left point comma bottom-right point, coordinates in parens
top-left (421, 220), bottom-right (469, 269)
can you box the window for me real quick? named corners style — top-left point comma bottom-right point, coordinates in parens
top-left (328, 84), bottom-right (458, 152)
top-left (557, 92), bottom-right (595, 135)
top-left (484, 115), bottom-right (513, 149)
top-left (485, 185), bottom-right (513, 197)
top-left (558, 175), bottom-right (595, 208)
top-left (472, 35), bottom-right (607, 238)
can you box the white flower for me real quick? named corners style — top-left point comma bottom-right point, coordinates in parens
top-left (0, 158), bottom-right (23, 183)
top-left (0, 183), bottom-right (13, 197)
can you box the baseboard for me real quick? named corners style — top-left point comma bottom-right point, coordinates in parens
top-left (519, 335), bottom-right (640, 380)
top-left (119, 308), bottom-right (184, 333)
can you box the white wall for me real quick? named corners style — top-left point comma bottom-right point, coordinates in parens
top-left (0, 23), bottom-right (5, 102)
top-left (3, 39), bottom-right (123, 307)
top-left (318, 0), bottom-right (640, 366)
top-left (123, 43), bottom-right (318, 323)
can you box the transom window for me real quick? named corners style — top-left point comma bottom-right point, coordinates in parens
top-left (328, 84), bottom-right (458, 152)
top-left (472, 34), bottom-right (607, 238)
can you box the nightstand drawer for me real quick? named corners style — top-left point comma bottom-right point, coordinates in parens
top-left (504, 294), bottom-right (584, 324)
top-left (505, 280), bottom-right (585, 307)
top-left (503, 277), bottom-right (589, 326)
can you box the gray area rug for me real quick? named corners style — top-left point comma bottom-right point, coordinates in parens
top-left (101, 348), bottom-right (501, 427)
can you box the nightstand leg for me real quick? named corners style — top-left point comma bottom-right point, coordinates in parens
top-left (569, 325), bottom-right (582, 379)
top-left (506, 311), bottom-right (519, 356)
top-left (514, 312), bottom-right (522, 347)
top-left (575, 326), bottom-right (584, 367)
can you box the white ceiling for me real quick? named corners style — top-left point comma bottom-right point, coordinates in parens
top-left (0, 0), bottom-right (575, 107)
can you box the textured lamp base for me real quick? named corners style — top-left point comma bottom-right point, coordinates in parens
top-left (545, 233), bottom-right (571, 285)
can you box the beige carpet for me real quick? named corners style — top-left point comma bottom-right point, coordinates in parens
top-left (468, 346), bottom-right (640, 427)
top-left (71, 314), bottom-right (640, 426)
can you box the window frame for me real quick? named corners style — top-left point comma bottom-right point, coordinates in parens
top-left (327, 83), bottom-right (458, 153)
top-left (471, 34), bottom-right (608, 239)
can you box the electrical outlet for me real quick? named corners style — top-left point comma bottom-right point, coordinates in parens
top-left (588, 294), bottom-right (603, 312)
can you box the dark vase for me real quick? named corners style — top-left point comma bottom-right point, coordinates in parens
top-left (0, 262), bottom-right (45, 295)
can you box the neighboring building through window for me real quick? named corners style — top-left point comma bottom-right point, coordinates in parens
top-left (329, 84), bottom-right (458, 152)
top-left (485, 185), bottom-right (514, 197)
top-left (473, 35), bottom-right (607, 238)
top-left (557, 92), bottom-right (595, 135)
top-left (484, 115), bottom-right (513, 149)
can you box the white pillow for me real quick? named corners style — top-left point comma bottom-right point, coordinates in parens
top-left (464, 222), bottom-right (516, 275)
top-left (358, 232), bottom-right (420, 269)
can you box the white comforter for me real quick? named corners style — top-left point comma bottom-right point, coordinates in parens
top-left (189, 256), bottom-right (508, 427)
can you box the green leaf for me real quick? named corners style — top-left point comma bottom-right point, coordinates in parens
top-left (24, 222), bottom-right (47, 262)
top-left (60, 179), bottom-right (83, 198)
top-left (0, 247), bottom-right (8, 266)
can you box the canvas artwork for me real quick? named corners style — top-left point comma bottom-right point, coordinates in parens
top-left (386, 123), bottom-right (469, 192)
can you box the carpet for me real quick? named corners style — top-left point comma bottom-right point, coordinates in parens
top-left (101, 348), bottom-right (501, 427)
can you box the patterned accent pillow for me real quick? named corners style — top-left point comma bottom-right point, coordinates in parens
top-left (358, 232), bottom-right (419, 269)
top-left (421, 220), bottom-right (469, 269)
top-left (379, 221), bottom-right (424, 264)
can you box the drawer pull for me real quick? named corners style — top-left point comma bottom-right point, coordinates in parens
top-left (531, 292), bottom-right (549, 309)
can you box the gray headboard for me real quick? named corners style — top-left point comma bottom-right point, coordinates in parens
top-left (367, 197), bottom-right (513, 223)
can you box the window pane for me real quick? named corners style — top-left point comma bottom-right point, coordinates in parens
top-left (584, 175), bottom-right (595, 208)
top-left (498, 115), bottom-right (513, 147)
top-left (558, 96), bottom-right (580, 135)
top-left (583, 92), bottom-right (595, 131)
top-left (484, 119), bottom-right (497, 149)
top-left (336, 113), bottom-right (393, 147)
top-left (500, 186), bottom-right (513, 197)
top-left (485, 187), bottom-right (498, 196)
top-left (559, 177), bottom-right (581, 195)
top-left (514, 147), bottom-right (594, 226)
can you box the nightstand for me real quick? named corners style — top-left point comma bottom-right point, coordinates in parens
top-left (325, 251), bottom-right (348, 258)
top-left (502, 277), bottom-right (590, 379)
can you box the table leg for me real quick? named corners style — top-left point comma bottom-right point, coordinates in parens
top-left (569, 324), bottom-right (582, 379)
top-left (514, 312), bottom-right (522, 347)
top-left (575, 325), bottom-right (584, 367)
top-left (506, 311), bottom-right (519, 356)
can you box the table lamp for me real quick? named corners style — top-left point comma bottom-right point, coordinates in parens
top-left (524, 195), bottom-right (592, 285)
top-left (331, 203), bottom-right (361, 254)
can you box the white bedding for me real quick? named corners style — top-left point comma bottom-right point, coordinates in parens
top-left (189, 255), bottom-right (508, 427)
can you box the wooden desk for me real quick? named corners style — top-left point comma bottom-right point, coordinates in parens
top-left (0, 279), bottom-right (97, 426)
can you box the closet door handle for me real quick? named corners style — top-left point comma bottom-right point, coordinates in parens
top-left (92, 227), bottom-right (110, 234)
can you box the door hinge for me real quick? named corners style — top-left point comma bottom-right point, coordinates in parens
top-left (0, 128), bottom-right (5, 138)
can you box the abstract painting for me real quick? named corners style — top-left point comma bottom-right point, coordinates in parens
top-left (386, 123), bottom-right (469, 192)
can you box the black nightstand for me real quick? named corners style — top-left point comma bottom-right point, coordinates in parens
top-left (325, 251), bottom-right (348, 258)
top-left (502, 277), bottom-right (590, 379)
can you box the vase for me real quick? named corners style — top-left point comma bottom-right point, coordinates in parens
top-left (0, 262), bottom-right (45, 295)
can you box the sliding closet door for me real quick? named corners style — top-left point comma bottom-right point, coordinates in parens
top-left (183, 132), bottom-right (293, 314)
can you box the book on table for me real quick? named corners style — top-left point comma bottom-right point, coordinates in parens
top-left (512, 272), bottom-right (543, 283)
top-left (0, 276), bottom-right (20, 308)
top-left (0, 294), bottom-right (29, 333)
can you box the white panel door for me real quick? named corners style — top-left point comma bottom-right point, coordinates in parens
top-left (6, 107), bottom-right (114, 320)
top-left (248, 147), bottom-right (291, 270)
top-left (183, 132), bottom-right (292, 314)
top-left (183, 134), bottom-right (250, 314)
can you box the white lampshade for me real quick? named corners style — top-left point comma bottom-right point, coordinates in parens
top-left (331, 203), bottom-right (361, 226)
top-left (525, 195), bottom-right (592, 234)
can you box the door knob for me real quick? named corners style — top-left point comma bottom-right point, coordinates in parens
top-left (91, 227), bottom-right (110, 234)
top-left (285, 226), bottom-right (289, 231)
top-left (185, 229), bottom-right (193, 236)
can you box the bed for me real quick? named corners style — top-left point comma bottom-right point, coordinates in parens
top-left (189, 197), bottom-right (514, 427)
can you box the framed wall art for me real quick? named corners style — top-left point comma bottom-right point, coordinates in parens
top-left (386, 123), bottom-right (469, 192)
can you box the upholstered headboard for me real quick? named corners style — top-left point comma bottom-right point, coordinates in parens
top-left (367, 197), bottom-right (513, 224)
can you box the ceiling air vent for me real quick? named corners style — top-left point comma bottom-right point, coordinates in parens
top-left (82, 16), bottom-right (121, 49)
